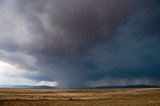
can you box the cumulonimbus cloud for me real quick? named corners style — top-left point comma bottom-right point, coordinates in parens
top-left (0, 0), bottom-right (160, 88)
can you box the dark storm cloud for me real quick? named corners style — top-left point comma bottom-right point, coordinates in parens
top-left (13, 0), bottom-right (149, 55)
top-left (0, 0), bottom-right (160, 88)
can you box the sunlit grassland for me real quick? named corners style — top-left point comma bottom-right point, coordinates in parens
top-left (0, 88), bottom-right (159, 106)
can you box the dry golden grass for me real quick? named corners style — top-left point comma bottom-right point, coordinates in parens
top-left (0, 88), bottom-right (159, 106)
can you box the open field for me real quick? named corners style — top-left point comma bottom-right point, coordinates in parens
top-left (0, 88), bottom-right (159, 106)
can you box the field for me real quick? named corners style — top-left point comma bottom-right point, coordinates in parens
top-left (0, 88), bottom-right (159, 106)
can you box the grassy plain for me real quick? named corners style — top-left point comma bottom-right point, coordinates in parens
top-left (0, 88), bottom-right (159, 106)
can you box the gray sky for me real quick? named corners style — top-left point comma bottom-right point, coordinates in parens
top-left (0, 0), bottom-right (160, 88)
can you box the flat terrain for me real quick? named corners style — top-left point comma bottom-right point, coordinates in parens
top-left (0, 88), bottom-right (159, 106)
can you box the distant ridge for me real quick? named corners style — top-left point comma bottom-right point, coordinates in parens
top-left (0, 85), bottom-right (55, 89)
top-left (0, 85), bottom-right (159, 89)
top-left (94, 85), bottom-right (160, 89)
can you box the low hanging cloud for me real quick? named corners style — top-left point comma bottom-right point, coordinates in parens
top-left (0, 0), bottom-right (160, 88)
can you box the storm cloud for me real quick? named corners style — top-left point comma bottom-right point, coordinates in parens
top-left (0, 0), bottom-right (160, 88)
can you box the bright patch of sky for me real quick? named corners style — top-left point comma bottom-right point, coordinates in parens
top-left (0, 61), bottom-right (58, 86)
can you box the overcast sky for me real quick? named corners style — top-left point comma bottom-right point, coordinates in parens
top-left (0, 0), bottom-right (160, 88)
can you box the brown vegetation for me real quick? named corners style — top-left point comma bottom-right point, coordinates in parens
top-left (0, 88), bottom-right (159, 106)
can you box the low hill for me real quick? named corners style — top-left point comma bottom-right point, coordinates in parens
top-left (94, 85), bottom-right (160, 89)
